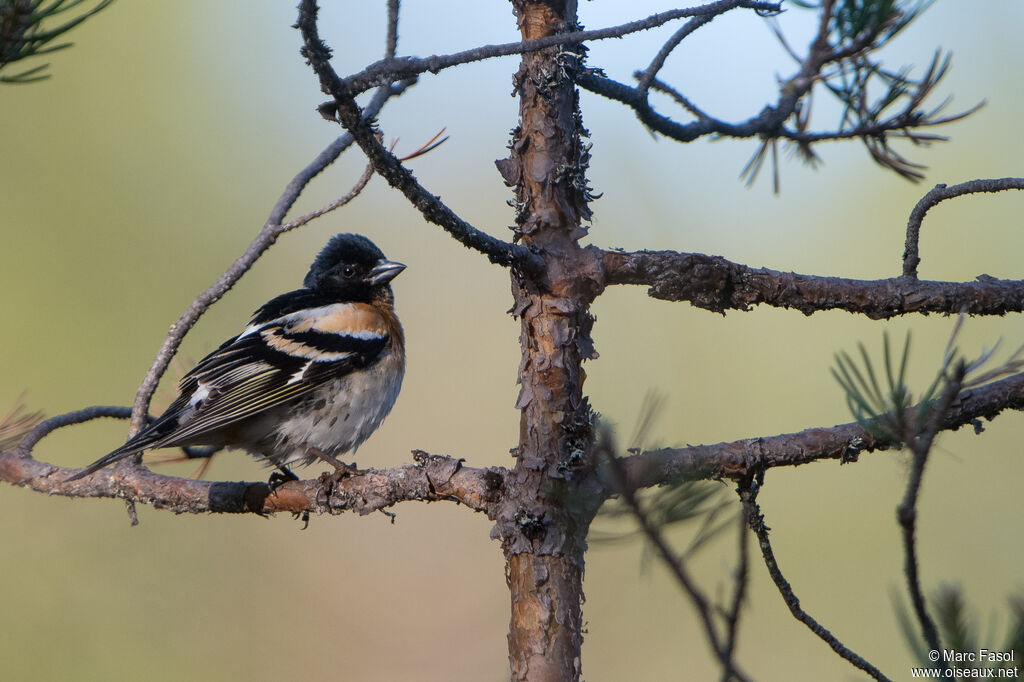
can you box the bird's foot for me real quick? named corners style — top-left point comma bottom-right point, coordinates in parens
top-left (268, 466), bottom-right (299, 493)
top-left (311, 449), bottom-right (364, 511)
top-left (292, 510), bottom-right (311, 530)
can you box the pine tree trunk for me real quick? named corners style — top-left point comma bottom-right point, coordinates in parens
top-left (499, 2), bottom-right (604, 679)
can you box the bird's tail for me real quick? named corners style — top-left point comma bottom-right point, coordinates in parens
top-left (65, 430), bottom-right (163, 482)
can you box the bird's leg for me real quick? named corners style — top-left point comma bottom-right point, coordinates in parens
top-left (308, 446), bottom-right (362, 477)
top-left (267, 466), bottom-right (311, 528)
top-left (308, 447), bottom-right (363, 511)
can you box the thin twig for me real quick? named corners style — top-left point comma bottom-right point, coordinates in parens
top-left (296, 0), bottom-right (543, 274)
top-left (585, 50), bottom-right (961, 148)
top-left (13, 405), bottom-right (132, 458)
top-left (904, 178), bottom-right (1024, 279)
top-left (578, 0), bottom-right (837, 144)
top-left (385, 0), bottom-right (399, 59)
top-left (603, 434), bottom-right (754, 682)
top-left (719, 512), bottom-right (749, 682)
top-left (280, 161), bottom-right (375, 231)
top-left (635, 15), bottom-right (715, 98)
top-left (645, 76), bottom-right (713, 121)
top-left (580, 0), bottom-right (973, 185)
top-left (342, 0), bottom-right (781, 95)
top-left (896, 362), bottom-right (966, 674)
top-left (128, 79), bottom-right (414, 436)
top-left (738, 478), bottom-right (892, 682)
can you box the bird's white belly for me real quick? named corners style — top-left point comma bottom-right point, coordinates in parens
top-left (260, 351), bottom-right (404, 467)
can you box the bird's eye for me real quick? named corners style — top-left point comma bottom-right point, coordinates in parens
top-left (342, 266), bottom-right (356, 278)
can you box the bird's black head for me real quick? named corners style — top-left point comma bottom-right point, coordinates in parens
top-left (303, 234), bottom-right (405, 302)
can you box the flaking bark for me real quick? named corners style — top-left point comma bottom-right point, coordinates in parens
top-left (498, 2), bottom-right (602, 679)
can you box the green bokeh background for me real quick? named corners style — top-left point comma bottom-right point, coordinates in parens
top-left (2, 3), bottom-right (1022, 680)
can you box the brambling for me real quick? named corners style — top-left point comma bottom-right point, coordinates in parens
top-left (68, 233), bottom-right (405, 481)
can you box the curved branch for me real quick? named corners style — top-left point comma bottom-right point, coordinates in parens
top-left (738, 480), bottom-right (892, 681)
top-left (296, 0), bottom-right (543, 275)
top-left (129, 81), bottom-right (413, 435)
top-left (578, 1), bottom-right (971, 185)
top-left (603, 438), bottom-right (753, 682)
top-left (576, 0), bottom-right (838, 145)
top-left (635, 15), bottom-right (716, 98)
top-left (577, 65), bottom-right (968, 148)
top-left (904, 178), bottom-right (1024, 279)
top-left (2, 407), bottom-right (501, 517)
top-left (341, 1), bottom-right (780, 95)
top-left (618, 370), bottom-right (1024, 491)
top-left (894, 367), bottom-right (964, 675)
top-left (601, 249), bottom-right (1024, 318)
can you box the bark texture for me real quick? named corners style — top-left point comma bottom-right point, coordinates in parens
top-left (496, 2), bottom-right (603, 679)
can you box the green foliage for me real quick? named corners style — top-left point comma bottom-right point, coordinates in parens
top-left (831, 331), bottom-right (943, 441)
top-left (764, 0), bottom-right (972, 185)
top-left (595, 479), bottom-right (732, 561)
top-left (831, 319), bottom-right (1024, 443)
top-left (0, 0), bottom-right (112, 83)
top-left (591, 393), bottom-right (733, 562)
top-left (895, 585), bottom-right (1024, 670)
top-left (832, 0), bottom-right (933, 44)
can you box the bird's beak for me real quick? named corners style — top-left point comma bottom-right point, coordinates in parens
top-left (368, 259), bottom-right (406, 285)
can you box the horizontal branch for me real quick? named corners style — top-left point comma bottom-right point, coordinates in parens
top-left (8, 363), bottom-right (1024, 515)
top-left (341, 1), bottom-right (780, 95)
top-left (618, 370), bottom-right (1024, 491)
top-left (1, 407), bottom-right (502, 517)
top-left (601, 249), bottom-right (1024, 318)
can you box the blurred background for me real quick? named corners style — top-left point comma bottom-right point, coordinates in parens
top-left (2, 2), bottom-right (1022, 680)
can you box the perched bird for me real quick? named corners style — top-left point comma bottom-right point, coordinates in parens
top-left (68, 233), bottom-right (405, 482)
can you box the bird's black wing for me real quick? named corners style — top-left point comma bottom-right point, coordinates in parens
top-left (67, 301), bottom-right (389, 480)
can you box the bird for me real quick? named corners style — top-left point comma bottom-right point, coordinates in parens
top-left (68, 233), bottom-right (405, 482)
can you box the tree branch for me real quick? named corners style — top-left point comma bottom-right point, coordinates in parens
top-left (1, 407), bottom-right (501, 517)
top-left (895, 362), bottom-right (966, 675)
top-left (603, 436), bottom-right (753, 682)
top-left (575, 0), bottom-right (841, 145)
top-left (618, 369), bottom-right (1024, 491)
top-left (719, 513), bottom-right (749, 682)
top-left (340, 1), bottom-right (780, 95)
top-left (634, 15), bottom-right (716, 99)
top-left (384, 0), bottom-right (399, 60)
top-left (738, 478), bottom-right (892, 681)
top-left (296, 0), bottom-right (543, 275)
top-left (578, 65), bottom-right (969, 149)
top-left (601, 248), bottom-right (1024, 318)
top-left (904, 178), bottom-right (1024, 279)
top-left (579, 1), bottom-right (973, 184)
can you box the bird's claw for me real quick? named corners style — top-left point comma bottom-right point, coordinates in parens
top-left (314, 462), bottom-right (364, 511)
top-left (267, 467), bottom-right (299, 493)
